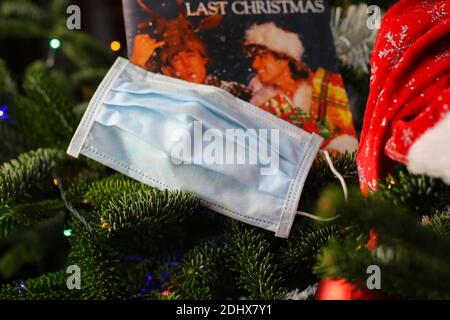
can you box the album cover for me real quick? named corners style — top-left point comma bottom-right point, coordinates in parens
top-left (122, 0), bottom-right (358, 152)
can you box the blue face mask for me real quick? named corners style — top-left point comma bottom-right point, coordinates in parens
top-left (67, 57), bottom-right (323, 238)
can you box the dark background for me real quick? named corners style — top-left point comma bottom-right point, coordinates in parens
top-left (0, 0), bottom-right (127, 76)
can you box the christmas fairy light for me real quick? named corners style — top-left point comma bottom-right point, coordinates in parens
top-left (50, 38), bottom-right (61, 49)
top-left (0, 105), bottom-right (8, 120)
top-left (110, 41), bottom-right (121, 52)
top-left (17, 280), bottom-right (26, 297)
top-left (63, 228), bottom-right (72, 237)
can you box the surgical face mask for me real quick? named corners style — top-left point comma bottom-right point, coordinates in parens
top-left (67, 57), bottom-right (323, 238)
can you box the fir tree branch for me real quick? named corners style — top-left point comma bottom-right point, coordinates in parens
top-left (315, 238), bottom-right (450, 299)
top-left (316, 186), bottom-right (450, 262)
top-left (85, 175), bottom-right (199, 234)
top-left (98, 188), bottom-right (199, 234)
top-left (314, 186), bottom-right (450, 299)
top-left (84, 174), bottom-right (153, 208)
top-left (376, 171), bottom-right (450, 216)
top-left (49, 0), bottom-right (70, 19)
top-left (65, 171), bottom-right (103, 203)
top-left (71, 68), bottom-right (108, 88)
top-left (0, 18), bottom-right (46, 38)
top-left (0, 148), bottom-right (62, 205)
top-left (21, 61), bottom-right (76, 147)
top-left (0, 199), bottom-right (64, 239)
top-left (67, 218), bottom-right (146, 299)
top-left (429, 211), bottom-right (450, 238)
top-left (310, 151), bottom-right (358, 182)
top-left (60, 30), bottom-right (113, 69)
top-left (282, 224), bottom-right (340, 270)
top-left (175, 242), bottom-right (223, 300)
top-left (1, 1), bottom-right (46, 23)
top-left (225, 221), bottom-right (287, 300)
top-left (0, 270), bottom-right (78, 300)
top-left (0, 58), bottom-right (16, 94)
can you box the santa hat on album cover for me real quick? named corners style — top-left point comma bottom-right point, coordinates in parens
top-left (244, 22), bottom-right (360, 154)
top-left (357, 0), bottom-right (450, 194)
top-left (243, 22), bottom-right (305, 61)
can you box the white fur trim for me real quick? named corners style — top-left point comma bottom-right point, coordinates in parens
top-left (244, 22), bottom-right (304, 61)
top-left (325, 134), bottom-right (359, 153)
top-left (407, 112), bottom-right (450, 185)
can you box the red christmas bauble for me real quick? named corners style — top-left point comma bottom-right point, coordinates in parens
top-left (315, 278), bottom-right (382, 300)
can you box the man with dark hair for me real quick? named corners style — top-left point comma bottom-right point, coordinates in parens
top-left (243, 22), bottom-right (358, 152)
top-left (131, 0), bottom-right (250, 100)
top-left (243, 22), bottom-right (313, 114)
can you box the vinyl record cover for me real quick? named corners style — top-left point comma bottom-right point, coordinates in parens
top-left (122, 0), bottom-right (358, 152)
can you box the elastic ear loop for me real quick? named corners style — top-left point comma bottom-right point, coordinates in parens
top-left (296, 150), bottom-right (348, 222)
top-left (320, 150), bottom-right (349, 202)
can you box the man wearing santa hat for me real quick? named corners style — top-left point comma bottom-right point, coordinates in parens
top-left (243, 22), bottom-right (359, 153)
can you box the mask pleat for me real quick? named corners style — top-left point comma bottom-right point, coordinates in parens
top-left (94, 101), bottom-right (295, 198)
top-left (104, 88), bottom-right (303, 167)
top-left (88, 119), bottom-right (290, 200)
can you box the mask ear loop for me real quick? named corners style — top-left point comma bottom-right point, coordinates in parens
top-left (320, 150), bottom-right (349, 202)
top-left (296, 150), bottom-right (348, 222)
top-left (296, 210), bottom-right (340, 222)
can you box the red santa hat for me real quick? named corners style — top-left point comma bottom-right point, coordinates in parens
top-left (357, 0), bottom-right (450, 193)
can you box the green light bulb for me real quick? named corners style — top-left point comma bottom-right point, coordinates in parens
top-left (50, 38), bottom-right (61, 49)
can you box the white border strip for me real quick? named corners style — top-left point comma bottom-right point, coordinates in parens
top-left (275, 133), bottom-right (323, 238)
top-left (66, 57), bottom-right (129, 158)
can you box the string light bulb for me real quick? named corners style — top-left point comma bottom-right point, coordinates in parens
top-left (50, 38), bottom-right (61, 49)
top-left (387, 178), bottom-right (396, 190)
top-left (110, 41), bottom-right (121, 52)
top-left (0, 105), bottom-right (8, 120)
